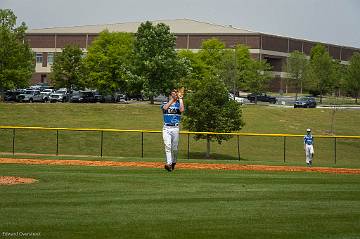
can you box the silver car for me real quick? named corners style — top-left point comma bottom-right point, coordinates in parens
top-left (16, 90), bottom-right (41, 102)
top-left (49, 93), bottom-right (66, 103)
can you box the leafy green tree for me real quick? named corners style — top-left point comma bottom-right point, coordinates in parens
top-left (286, 50), bottom-right (308, 100)
top-left (219, 44), bottom-right (271, 100)
top-left (177, 49), bottom-right (204, 91)
top-left (84, 30), bottom-right (140, 95)
top-left (0, 9), bottom-right (33, 91)
top-left (345, 52), bottom-right (360, 103)
top-left (50, 45), bottom-right (86, 91)
top-left (182, 76), bottom-right (244, 158)
top-left (134, 21), bottom-right (189, 103)
top-left (243, 59), bottom-right (272, 103)
top-left (307, 44), bottom-right (334, 103)
top-left (197, 38), bottom-right (225, 76)
top-left (179, 39), bottom-right (244, 158)
top-left (332, 60), bottom-right (347, 97)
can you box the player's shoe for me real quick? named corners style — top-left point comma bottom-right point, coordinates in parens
top-left (164, 164), bottom-right (172, 172)
top-left (171, 163), bottom-right (176, 171)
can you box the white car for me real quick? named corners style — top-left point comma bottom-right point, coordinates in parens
top-left (154, 94), bottom-right (168, 102)
top-left (40, 89), bottom-right (54, 102)
top-left (40, 88), bottom-right (54, 95)
top-left (229, 93), bottom-right (245, 104)
top-left (49, 93), bottom-right (66, 102)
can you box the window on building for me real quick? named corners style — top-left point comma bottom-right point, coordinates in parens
top-left (36, 53), bottom-right (43, 63)
top-left (47, 53), bottom-right (54, 65)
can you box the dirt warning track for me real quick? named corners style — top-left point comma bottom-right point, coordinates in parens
top-left (0, 158), bottom-right (359, 175)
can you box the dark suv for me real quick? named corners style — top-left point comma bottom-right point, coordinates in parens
top-left (247, 93), bottom-right (277, 104)
top-left (4, 90), bottom-right (23, 102)
top-left (70, 91), bottom-right (95, 103)
top-left (294, 97), bottom-right (317, 108)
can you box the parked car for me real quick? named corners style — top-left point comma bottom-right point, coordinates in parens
top-left (154, 94), bottom-right (168, 102)
top-left (229, 93), bottom-right (245, 104)
top-left (49, 93), bottom-right (65, 103)
top-left (70, 91), bottom-right (95, 103)
top-left (49, 89), bottom-right (70, 103)
top-left (115, 93), bottom-right (128, 104)
top-left (126, 93), bottom-right (144, 101)
top-left (4, 90), bottom-right (23, 102)
top-left (40, 89), bottom-right (54, 101)
top-left (16, 90), bottom-right (41, 102)
top-left (94, 93), bottom-right (116, 103)
top-left (294, 96), bottom-right (317, 108)
top-left (247, 93), bottom-right (277, 104)
top-left (32, 92), bottom-right (49, 102)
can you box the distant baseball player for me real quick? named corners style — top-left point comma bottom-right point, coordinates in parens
top-left (304, 128), bottom-right (314, 167)
top-left (161, 88), bottom-right (184, 172)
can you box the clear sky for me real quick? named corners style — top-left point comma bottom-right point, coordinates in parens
top-left (1, 0), bottom-right (360, 48)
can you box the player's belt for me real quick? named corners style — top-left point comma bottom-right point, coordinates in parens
top-left (164, 123), bottom-right (179, 127)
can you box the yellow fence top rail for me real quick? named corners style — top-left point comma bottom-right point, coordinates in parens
top-left (1, 125), bottom-right (360, 139)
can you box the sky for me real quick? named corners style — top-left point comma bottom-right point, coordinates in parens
top-left (1, 0), bottom-right (360, 48)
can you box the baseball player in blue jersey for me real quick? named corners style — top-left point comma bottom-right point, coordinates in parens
top-left (161, 89), bottom-right (185, 172)
top-left (304, 128), bottom-right (314, 167)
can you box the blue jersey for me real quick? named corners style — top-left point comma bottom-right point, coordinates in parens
top-left (304, 134), bottom-right (314, 145)
top-left (161, 101), bottom-right (182, 125)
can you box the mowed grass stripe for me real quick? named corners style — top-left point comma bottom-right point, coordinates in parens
top-left (0, 163), bottom-right (359, 239)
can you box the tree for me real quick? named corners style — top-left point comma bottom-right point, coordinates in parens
top-left (0, 9), bottom-right (33, 91)
top-left (197, 38), bottom-right (225, 76)
top-left (50, 45), bottom-right (86, 90)
top-left (243, 59), bottom-right (272, 104)
top-left (219, 44), bottom-right (271, 100)
top-left (180, 39), bottom-right (244, 158)
top-left (217, 44), bottom-right (272, 103)
top-left (307, 44), bottom-right (334, 103)
top-left (345, 52), bottom-right (360, 104)
top-left (286, 51), bottom-right (308, 100)
top-left (134, 21), bottom-right (189, 103)
top-left (84, 30), bottom-right (140, 95)
top-left (182, 76), bottom-right (244, 158)
top-left (177, 49), bottom-right (205, 91)
top-left (179, 39), bottom-right (227, 93)
top-left (332, 60), bottom-right (346, 97)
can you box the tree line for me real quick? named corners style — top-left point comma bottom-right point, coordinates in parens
top-left (287, 46), bottom-right (360, 103)
top-left (1, 8), bottom-right (360, 104)
top-left (49, 25), bottom-right (273, 104)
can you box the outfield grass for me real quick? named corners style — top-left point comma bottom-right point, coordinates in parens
top-left (0, 163), bottom-right (359, 239)
top-left (0, 103), bottom-right (359, 167)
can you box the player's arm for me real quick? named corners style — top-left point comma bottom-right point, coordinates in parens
top-left (179, 98), bottom-right (184, 112)
top-left (162, 98), bottom-right (176, 111)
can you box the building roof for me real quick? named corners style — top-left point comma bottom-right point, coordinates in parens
top-left (26, 18), bottom-right (257, 34)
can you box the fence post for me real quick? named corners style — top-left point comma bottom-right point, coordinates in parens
top-left (141, 132), bottom-right (144, 158)
top-left (56, 130), bottom-right (59, 156)
top-left (12, 128), bottom-right (15, 156)
top-left (100, 131), bottom-right (103, 158)
top-left (283, 136), bottom-right (286, 163)
top-left (237, 135), bottom-right (240, 161)
top-left (334, 137), bottom-right (337, 164)
top-left (187, 133), bottom-right (190, 160)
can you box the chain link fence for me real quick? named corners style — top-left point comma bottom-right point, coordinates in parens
top-left (1, 126), bottom-right (360, 167)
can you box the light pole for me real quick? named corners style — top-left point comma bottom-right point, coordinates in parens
top-left (232, 45), bottom-right (237, 100)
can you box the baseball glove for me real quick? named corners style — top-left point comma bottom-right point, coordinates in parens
top-left (177, 87), bottom-right (185, 99)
